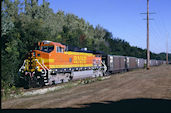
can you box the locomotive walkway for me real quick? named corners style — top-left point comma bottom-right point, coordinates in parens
top-left (2, 65), bottom-right (171, 112)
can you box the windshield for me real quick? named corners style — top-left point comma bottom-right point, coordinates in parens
top-left (41, 46), bottom-right (54, 53)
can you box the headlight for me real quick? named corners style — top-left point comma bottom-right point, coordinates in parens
top-left (22, 66), bottom-right (25, 69)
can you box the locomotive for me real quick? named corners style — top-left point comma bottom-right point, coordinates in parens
top-left (19, 40), bottom-right (106, 88)
top-left (19, 40), bottom-right (165, 88)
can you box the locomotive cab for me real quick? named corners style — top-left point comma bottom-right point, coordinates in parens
top-left (38, 40), bottom-right (65, 53)
top-left (22, 41), bottom-right (66, 73)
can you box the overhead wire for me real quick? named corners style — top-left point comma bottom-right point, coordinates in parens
top-left (151, 3), bottom-right (170, 54)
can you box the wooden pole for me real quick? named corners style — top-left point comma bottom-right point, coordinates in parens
top-left (147, 0), bottom-right (150, 70)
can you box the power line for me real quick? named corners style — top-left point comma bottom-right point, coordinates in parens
top-left (151, 4), bottom-right (170, 62)
top-left (140, 0), bottom-right (170, 64)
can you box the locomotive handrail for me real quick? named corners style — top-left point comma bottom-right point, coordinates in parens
top-left (35, 59), bottom-right (47, 75)
top-left (101, 61), bottom-right (107, 72)
top-left (19, 60), bottom-right (26, 72)
top-left (42, 60), bottom-right (50, 71)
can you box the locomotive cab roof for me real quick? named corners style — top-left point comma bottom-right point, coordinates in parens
top-left (39, 40), bottom-right (66, 49)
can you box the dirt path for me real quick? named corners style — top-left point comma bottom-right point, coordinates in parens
top-left (2, 65), bottom-right (171, 109)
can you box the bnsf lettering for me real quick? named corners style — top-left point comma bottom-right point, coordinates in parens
top-left (74, 56), bottom-right (87, 64)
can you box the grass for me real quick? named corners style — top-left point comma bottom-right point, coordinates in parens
top-left (1, 85), bottom-right (22, 101)
top-left (79, 76), bottom-right (104, 85)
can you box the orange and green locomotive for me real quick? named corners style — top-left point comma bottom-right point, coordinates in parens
top-left (19, 40), bottom-right (106, 88)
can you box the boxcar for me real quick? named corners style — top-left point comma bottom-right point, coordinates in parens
top-left (150, 60), bottom-right (157, 66)
top-left (137, 58), bottom-right (145, 68)
top-left (126, 56), bottom-right (137, 70)
top-left (106, 55), bottom-right (126, 73)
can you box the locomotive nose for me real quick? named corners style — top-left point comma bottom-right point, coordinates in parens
top-left (24, 51), bottom-right (37, 71)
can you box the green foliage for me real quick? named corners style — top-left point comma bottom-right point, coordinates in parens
top-left (97, 76), bottom-right (103, 81)
top-left (1, 0), bottom-right (169, 95)
top-left (1, 80), bottom-right (21, 100)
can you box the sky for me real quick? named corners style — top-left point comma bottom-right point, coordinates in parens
top-left (43, 0), bottom-right (171, 54)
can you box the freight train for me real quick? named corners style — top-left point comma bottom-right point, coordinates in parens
top-left (19, 40), bottom-right (165, 88)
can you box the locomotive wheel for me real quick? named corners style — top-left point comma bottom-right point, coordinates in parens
top-left (37, 76), bottom-right (44, 87)
top-left (64, 73), bottom-right (71, 82)
top-left (30, 76), bottom-right (37, 88)
top-left (35, 72), bottom-right (45, 87)
top-left (24, 75), bottom-right (31, 89)
top-left (69, 75), bottom-right (73, 81)
top-left (24, 75), bottom-right (37, 89)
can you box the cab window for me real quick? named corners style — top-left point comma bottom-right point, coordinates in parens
top-left (41, 46), bottom-right (54, 53)
top-left (56, 46), bottom-right (64, 53)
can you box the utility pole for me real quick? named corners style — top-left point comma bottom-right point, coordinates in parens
top-left (147, 0), bottom-right (150, 70)
top-left (141, 0), bottom-right (155, 69)
top-left (166, 34), bottom-right (168, 64)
